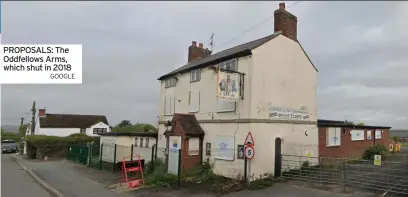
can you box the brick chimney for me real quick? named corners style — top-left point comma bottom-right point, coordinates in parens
top-left (39, 109), bottom-right (46, 117)
top-left (188, 41), bottom-right (212, 62)
top-left (274, 2), bottom-right (298, 42)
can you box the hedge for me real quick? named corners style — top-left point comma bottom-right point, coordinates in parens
top-left (26, 134), bottom-right (100, 159)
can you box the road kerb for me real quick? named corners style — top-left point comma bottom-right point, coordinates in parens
top-left (10, 155), bottom-right (65, 197)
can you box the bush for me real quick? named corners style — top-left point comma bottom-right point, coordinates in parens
top-left (144, 159), bottom-right (178, 187)
top-left (363, 144), bottom-right (389, 160)
top-left (26, 135), bottom-right (100, 159)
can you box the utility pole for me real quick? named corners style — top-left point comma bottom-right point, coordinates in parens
top-left (20, 117), bottom-right (24, 128)
top-left (31, 101), bottom-right (36, 135)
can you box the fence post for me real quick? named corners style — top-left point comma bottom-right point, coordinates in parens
top-left (87, 143), bottom-right (92, 166)
top-left (244, 156), bottom-right (247, 182)
top-left (343, 158), bottom-right (347, 192)
top-left (178, 149), bottom-right (181, 190)
top-left (113, 144), bottom-right (117, 172)
top-left (151, 145), bottom-right (155, 171)
top-left (130, 145), bottom-right (134, 162)
top-left (99, 143), bottom-right (103, 170)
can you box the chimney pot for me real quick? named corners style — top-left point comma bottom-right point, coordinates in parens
top-left (188, 41), bottom-right (211, 62)
top-left (39, 109), bottom-right (46, 117)
top-left (279, 2), bottom-right (285, 9)
top-left (274, 2), bottom-right (297, 41)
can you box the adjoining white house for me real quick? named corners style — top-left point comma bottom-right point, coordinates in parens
top-left (157, 3), bottom-right (318, 179)
top-left (26, 108), bottom-right (111, 137)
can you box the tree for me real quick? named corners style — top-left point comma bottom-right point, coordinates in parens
top-left (1, 127), bottom-right (4, 134)
top-left (112, 123), bottom-right (157, 133)
top-left (356, 122), bottom-right (365, 126)
top-left (116, 120), bottom-right (132, 128)
top-left (344, 120), bottom-right (355, 125)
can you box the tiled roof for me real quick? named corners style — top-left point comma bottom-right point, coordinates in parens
top-left (39, 114), bottom-right (109, 129)
top-left (164, 113), bottom-right (205, 137)
top-left (158, 32), bottom-right (282, 80)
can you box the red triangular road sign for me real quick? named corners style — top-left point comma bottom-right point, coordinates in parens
top-left (244, 132), bottom-right (255, 146)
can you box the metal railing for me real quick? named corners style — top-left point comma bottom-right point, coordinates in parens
top-left (281, 154), bottom-right (408, 195)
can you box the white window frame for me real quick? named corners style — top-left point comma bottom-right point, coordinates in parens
top-left (188, 137), bottom-right (200, 155)
top-left (326, 127), bottom-right (341, 147)
top-left (189, 90), bottom-right (200, 113)
top-left (351, 130), bottom-right (365, 141)
top-left (375, 129), bottom-right (382, 139)
top-left (164, 96), bottom-right (176, 116)
top-left (219, 59), bottom-right (238, 71)
top-left (190, 69), bottom-right (201, 82)
top-left (165, 78), bottom-right (177, 88)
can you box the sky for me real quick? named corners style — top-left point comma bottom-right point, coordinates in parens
top-left (1, 1), bottom-right (407, 129)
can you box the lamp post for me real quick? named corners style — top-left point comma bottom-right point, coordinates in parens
top-left (165, 120), bottom-right (172, 133)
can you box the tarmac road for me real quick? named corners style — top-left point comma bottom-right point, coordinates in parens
top-left (1, 154), bottom-right (50, 197)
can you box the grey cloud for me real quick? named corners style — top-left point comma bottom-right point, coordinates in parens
top-left (1, 1), bottom-right (408, 129)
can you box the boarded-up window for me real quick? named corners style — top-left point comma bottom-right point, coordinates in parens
top-left (216, 100), bottom-right (236, 112)
top-left (351, 130), bottom-right (365, 141)
top-left (375, 130), bottom-right (382, 139)
top-left (326, 127), bottom-right (341, 147)
top-left (188, 137), bottom-right (200, 155)
top-left (164, 96), bottom-right (176, 115)
top-left (189, 90), bottom-right (200, 113)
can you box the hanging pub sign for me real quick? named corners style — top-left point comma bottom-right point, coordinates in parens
top-left (216, 71), bottom-right (241, 101)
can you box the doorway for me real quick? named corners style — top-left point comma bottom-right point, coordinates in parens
top-left (168, 136), bottom-right (181, 175)
top-left (274, 137), bottom-right (282, 177)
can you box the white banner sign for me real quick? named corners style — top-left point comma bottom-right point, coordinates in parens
top-left (217, 71), bottom-right (240, 101)
top-left (269, 107), bottom-right (310, 120)
top-left (351, 130), bottom-right (364, 141)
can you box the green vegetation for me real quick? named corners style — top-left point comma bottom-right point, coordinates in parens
top-left (112, 120), bottom-right (157, 133)
top-left (402, 142), bottom-right (408, 147)
top-left (26, 135), bottom-right (99, 159)
top-left (362, 144), bottom-right (389, 160)
top-left (344, 120), bottom-right (364, 126)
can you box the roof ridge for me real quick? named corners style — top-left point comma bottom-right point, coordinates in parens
top-left (45, 113), bottom-right (106, 117)
top-left (185, 32), bottom-right (280, 66)
top-left (158, 32), bottom-right (281, 80)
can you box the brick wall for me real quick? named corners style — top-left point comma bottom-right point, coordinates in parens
top-left (318, 127), bottom-right (390, 159)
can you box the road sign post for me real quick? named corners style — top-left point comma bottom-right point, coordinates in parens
top-left (245, 146), bottom-right (255, 160)
top-left (244, 132), bottom-right (255, 147)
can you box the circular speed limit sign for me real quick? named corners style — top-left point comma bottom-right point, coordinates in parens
top-left (245, 146), bottom-right (255, 160)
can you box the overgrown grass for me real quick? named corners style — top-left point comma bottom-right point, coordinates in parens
top-left (401, 142), bottom-right (408, 147)
top-left (142, 158), bottom-right (178, 188)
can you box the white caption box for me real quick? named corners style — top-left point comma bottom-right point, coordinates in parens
top-left (0, 44), bottom-right (82, 84)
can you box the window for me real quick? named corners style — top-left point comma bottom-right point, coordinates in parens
top-left (351, 130), bottom-right (364, 141)
top-left (219, 59), bottom-right (238, 71)
top-left (190, 69), bottom-right (201, 82)
top-left (326, 127), bottom-right (341, 147)
top-left (140, 138), bottom-right (144, 147)
top-left (217, 100), bottom-right (236, 112)
top-left (189, 90), bottom-right (200, 113)
top-left (188, 137), bottom-right (200, 155)
top-left (146, 138), bottom-right (150, 148)
top-left (80, 129), bottom-right (86, 134)
top-left (93, 128), bottom-right (107, 134)
top-left (164, 96), bottom-right (176, 115)
top-left (165, 78), bottom-right (177, 88)
top-left (134, 138), bottom-right (138, 147)
top-left (375, 129), bottom-right (382, 139)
